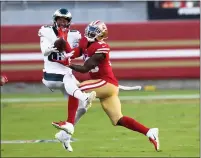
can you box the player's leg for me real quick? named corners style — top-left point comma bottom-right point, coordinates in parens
top-left (51, 85), bottom-right (77, 152)
top-left (54, 79), bottom-right (115, 131)
top-left (66, 79), bottom-right (109, 126)
top-left (100, 95), bottom-right (160, 151)
top-left (74, 100), bottom-right (87, 125)
top-left (79, 79), bottom-right (116, 98)
top-left (72, 79), bottom-right (118, 125)
top-left (42, 78), bottom-right (63, 91)
top-left (52, 74), bottom-right (96, 131)
top-left (59, 87), bottom-right (88, 126)
top-left (53, 79), bottom-right (116, 143)
top-left (53, 79), bottom-right (100, 152)
top-left (74, 81), bottom-right (142, 125)
top-left (61, 75), bottom-right (96, 130)
top-left (43, 77), bottom-right (77, 127)
top-left (59, 88), bottom-right (78, 125)
top-left (63, 74), bottom-right (96, 102)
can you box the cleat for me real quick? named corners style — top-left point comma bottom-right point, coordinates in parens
top-left (52, 121), bottom-right (74, 135)
top-left (146, 128), bottom-right (160, 151)
top-left (55, 130), bottom-right (73, 152)
top-left (85, 91), bottom-right (96, 110)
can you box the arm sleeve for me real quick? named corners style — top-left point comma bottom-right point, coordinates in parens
top-left (40, 36), bottom-right (53, 56)
top-left (38, 26), bottom-right (55, 56)
top-left (70, 47), bottom-right (82, 59)
top-left (72, 31), bottom-right (82, 48)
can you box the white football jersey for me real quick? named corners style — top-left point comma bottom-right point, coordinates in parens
top-left (38, 25), bottom-right (81, 75)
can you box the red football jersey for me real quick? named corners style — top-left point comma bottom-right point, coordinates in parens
top-left (78, 37), bottom-right (118, 86)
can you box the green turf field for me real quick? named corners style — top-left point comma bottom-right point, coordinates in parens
top-left (1, 90), bottom-right (200, 157)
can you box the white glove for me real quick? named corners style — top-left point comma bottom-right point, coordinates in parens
top-left (63, 50), bottom-right (74, 58)
top-left (43, 44), bottom-right (59, 56)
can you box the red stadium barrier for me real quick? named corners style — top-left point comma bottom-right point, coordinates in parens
top-left (1, 20), bottom-right (200, 82)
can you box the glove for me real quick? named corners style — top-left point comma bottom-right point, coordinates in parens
top-left (52, 51), bottom-right (74, 66)
top-left (1, 75), bottom-right (8, 86)
top-left (63, 51), bottom-right (74, 59)
top-left (43, 44), bottom-right (59, 56)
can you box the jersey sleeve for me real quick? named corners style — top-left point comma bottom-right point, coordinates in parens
top-left (38, 26), bottom-right (49, 37)
top-left (38, 26), bottom-right (44, 37)
top-left (70, 37), bottom-right (84, 59)
top-left (70, 47), bottom-right (82, 59)
top-left (40, 37), bottom-right (52, 56)
top-left (38, 26), bottom-right (54, 56)
top-left (70, 30), bottom-right (82, 48)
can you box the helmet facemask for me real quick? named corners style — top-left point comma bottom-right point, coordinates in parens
top-left (85, 21), bottom-right (108, 42)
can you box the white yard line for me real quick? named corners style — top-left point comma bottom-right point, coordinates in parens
top-left (1, 139), bottom-right (77, 144)
top-left (1, 94), bottom-right (199, 103)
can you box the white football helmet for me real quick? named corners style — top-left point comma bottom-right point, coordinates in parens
top-left (53, 8), bottom-right (72, 30)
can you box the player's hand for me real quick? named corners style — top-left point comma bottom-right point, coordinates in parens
top-left (52, 51), bottom-right (72, 66)
top-left (44, 44), bottom-right (59, 56)
top-left (1, 75), bottom-right (8, 86)
top-left (63, 51), bottom-right (74, 59)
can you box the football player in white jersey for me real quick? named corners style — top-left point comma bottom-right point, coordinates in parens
top-left (38, 8), bottom-right (96, 151)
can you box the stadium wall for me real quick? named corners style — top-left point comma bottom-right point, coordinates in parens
top-left (1, 20), bottom-right (200, 82)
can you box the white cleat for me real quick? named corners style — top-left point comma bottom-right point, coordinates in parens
top-left (146, 128), bottom-right (160, 151)
top-left (55, 130), bottom-right (73, 152)
top-left (52, 121), bottom-right (74, 135)
top-left (84, 91), bottom-right (96, 110)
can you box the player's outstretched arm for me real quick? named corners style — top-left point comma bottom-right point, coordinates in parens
top-left (69, 53), bottom-right (106, 73)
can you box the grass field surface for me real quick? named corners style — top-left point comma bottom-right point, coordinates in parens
top-left (1, 90), bottom-right (200, 157)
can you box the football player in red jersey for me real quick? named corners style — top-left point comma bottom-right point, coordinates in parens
top-left (53, 20), bottom-right (160, 151)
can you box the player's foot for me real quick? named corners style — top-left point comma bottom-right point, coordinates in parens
top-left (146, 128), bottom-right (160, 151)
top-left (84, 91), bottom-right (96, 110)
top-left (52, 121), bottom-right (74, 135)
top-left (55, 130), bottom-right (73, 152)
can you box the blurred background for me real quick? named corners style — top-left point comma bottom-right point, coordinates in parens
top-left (1, 0), bottom-right (200, 93)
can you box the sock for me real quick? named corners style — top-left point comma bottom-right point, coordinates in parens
top-left (63, 75), bottom-right (87, 102)
top-left (66, 96), bottom-right (79, 125)
top-left (117, 116), bottom-right (149, 135)
top-left (74, 101), bottom-right (87, 125)
top-left (73, 89), bottom-right (88, 102)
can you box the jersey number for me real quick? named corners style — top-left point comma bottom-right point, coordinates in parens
top-left (48, 52), bottom-right (63, 62)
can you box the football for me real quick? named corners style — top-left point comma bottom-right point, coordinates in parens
top-left (54, 38), bottom-right (66, 52)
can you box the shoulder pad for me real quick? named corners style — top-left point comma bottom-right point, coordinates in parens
top-left (38, 25), bottom-right (53, 37)
top-left (69, 30), bottom-right (82, 40)
top-left (40, 25), bottom-right (53, 30)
